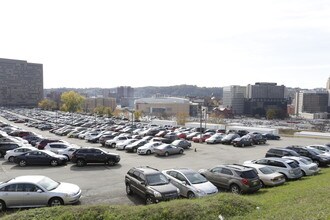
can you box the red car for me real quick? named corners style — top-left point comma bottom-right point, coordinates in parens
top-left (192, 134), bottom-right (211, 143)
top-left (176, 132), bottom-right (187, 139)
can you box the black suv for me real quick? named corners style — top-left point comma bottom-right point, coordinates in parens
top-left (125, 166), bottom-right (180, 204)
top-left (265, 148), bottom-right (300, 158)
top-left (71, 147), bottom-right (120, 166)
top-left (286, 146), bottom-right (330, 166)
top-left (0, 142), bottom-right (20, 157)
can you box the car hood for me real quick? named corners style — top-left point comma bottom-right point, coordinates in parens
top-left (51, 182), bottom-right (81, 194)
top-left (193, 181), bottom-right (217, 193)
top-left (149, 184), bottom-right (177, 193)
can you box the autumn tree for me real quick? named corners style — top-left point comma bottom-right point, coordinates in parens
top-left (38, 99), bottom-right (57, 110)
top-left (133, 110), bottom-right (142, 121)
top-left (176, 112), bottom-right (188, 126)
top-left (60, 91), bottom-right (85, 112)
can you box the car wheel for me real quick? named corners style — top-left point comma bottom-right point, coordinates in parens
top-left (48, 197), bottom-right (64, 207)
top-left (187, 192), bottom-right (195, 199)
top-left (301, 170), bottom-right (306, 176)
top-left (8, 156), bottom-right (15, 163)
top-left (165, 152), bottom-right (169, 157)
top-left (50, 160), bottom-right (58, 166)
top-left (230, 184), bottom-right (241, 194)
top-left (145, 196), bottom-right (154, 205)
top-left (179, 149), bottom-right (183, 154)
top-left (77, 159), bottom-right (86, 167)
top-left (107, 159), bottom-right (115, 166)
top-left (146, 150), bottom-right (151, 155)
top-left (19, 160), bottom-right (27, 167)
top-left (260, 180), bottom-right (265, 188)
top-left (133, 148), bottom-right (137, 153)
top-left (0, 200), bottom-right (6, 211)
top-left (111, 143), bottom-right (116, 148)
top-left (126, 184), bottom-right (133, 195)
top-left (64, 154), bottom-right (70, 161)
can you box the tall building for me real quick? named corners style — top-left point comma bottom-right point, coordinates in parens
top-left (117, 86), bottom-right (134, 108)
top-left (0, 58), bottom-right (43, 107)
top-left (84, 97), bottom-right (117, 113)
top-left (295, 91), bottom-right (328, 114)
top-left (245, 82), bottom-right (287, 117)
top-left (222, 86), bottom-right (246, 115)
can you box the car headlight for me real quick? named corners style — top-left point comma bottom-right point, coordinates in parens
top-left (66, 192), bottom-right (76, 197)
top-left (154, 191), bottom-right (162, 198)
top-left (176, 188), bottom-right (180, 194)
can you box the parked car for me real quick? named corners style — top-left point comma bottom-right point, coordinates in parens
top-left (116, 139), bottom-right (138, 150)
top-left (154, 144), bottom-right (184, 156)
top-left (306, 144), bottom-right (330, 153)
top-left (242, 163), bottom-right (286, 187)
top-left (71, 147), bottom-right (120, 166)
top-left (36, 139), bottom-right (63, 150)
top-left (44, 142), bottom-right (74, 154)
top-left (232, 136), bottom-right (253, 147)
top-left (162, 168), bottom-right (218, 198)
top-left (244, 157), bottom-right (303, 180)
top-left (205, 134), bottom-right (225, 144)
top-left (105, 136), bottom-right (131, 148)
top-left (247, 133), bottom-right (267, 145)
top-left (0, 142), bottom-right (20, 158)
top-left (171, 139), bottom-right (191, 149)
top-left (282, 156), bottom-right (320, 176)
top-left (262, 133), bottom-right (280, 140)
top-left (286, 146), bottom-right (330, 166)
top-left (13, 150), bottom-right (68, 167)
top-left (4, 146), bottom-right (36, 162)
top-left (265, 148), bottom-right (301, 158)
top-left (125, 140), bottom-right (148, 153)
top-left (221, 133), bottom-right (240, 145)
top-left (192, 134), bottom-right (211, 143)
top-left (57, 146), bottom-right (81, 160)
top-left (125, 166), bottom-right (180, 204)
top-left (199, 164), bottom-right (261, 194)
top-left (0, 175), bottom-right (81, 211)
top-left (137, 142), bottom-right (162, 155)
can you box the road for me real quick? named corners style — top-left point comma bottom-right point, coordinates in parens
top-left (1, 116), bottom-right (330, 205)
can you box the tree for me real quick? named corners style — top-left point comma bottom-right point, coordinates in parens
top-left (176, 112), bottom-right (188, 126)
top-left (60, 91), bottom-right (85, 112)
top-left (38, 99), bottom-right (57, 110)
top-left (134, 110), bottom-right (142, 121)
top-left (266, 109), bottom-right (277, 120)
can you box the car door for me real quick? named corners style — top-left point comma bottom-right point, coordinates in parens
top-left (23, 183), bottom-right (49, 206)
top-left (92, 149), bottom-right (105, 163)
top-left (206, 167), bottom-right (223, 187)
top-left (166, 171), bottom-right (187, 196)
top-left (219, 168), bottom-right (234, 189)
top-left (0, 184), bottom-right (24, 207)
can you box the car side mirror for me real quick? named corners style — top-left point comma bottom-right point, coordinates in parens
top-left (37, 189), bottom-right (43, 193)
top-left (140, 181), bottom-right (145, 185)
top-left (181, 181), bottom-right (187, 185)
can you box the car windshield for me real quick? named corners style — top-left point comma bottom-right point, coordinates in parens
top-left (185, 172), bottom-right (208, 184)
top-left (37, 176), bottom-right (60, 191)
top-left (146, 173), bottom-right (169, 186)
top-left (308, 148), bottom-right (323, 155)
top-left (259, 167), bottom-right (275, 174)
top-left (299, 158), bottom-right (312, 165)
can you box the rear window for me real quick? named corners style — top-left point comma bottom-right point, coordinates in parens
top-left (239, 170), bottom-right (258, 178)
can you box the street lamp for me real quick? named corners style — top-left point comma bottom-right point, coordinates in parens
top-left (125, 108), bottom-right (134, 127)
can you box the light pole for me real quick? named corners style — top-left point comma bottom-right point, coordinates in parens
top-left (125, 108), bottom-right (134, 127)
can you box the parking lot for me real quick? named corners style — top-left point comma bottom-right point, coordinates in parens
top-left (1, 116), bottom-right (330, 206)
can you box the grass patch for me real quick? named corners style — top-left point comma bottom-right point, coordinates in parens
top-left (1, 168), bottom-right (330, 220)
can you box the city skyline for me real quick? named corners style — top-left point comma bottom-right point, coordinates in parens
top-left (1, 1), bottom-right (330, 89)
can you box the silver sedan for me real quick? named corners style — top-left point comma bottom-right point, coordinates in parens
top-left (154, 144), bottom-right (184, 156)
top-left (0, 175), bottom-right (81, 211)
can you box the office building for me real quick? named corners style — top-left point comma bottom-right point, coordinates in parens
top-left (295, 91), bottom-right (328, 118)
top-left (117, 86), bottom-right (134, 108)
top-left (222, 86), bottom-right (246, 115)
top-left (0, 58), bottom-right (43, 107)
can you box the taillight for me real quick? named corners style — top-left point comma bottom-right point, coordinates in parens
top-left (241, 178), bottom-right (249, 185)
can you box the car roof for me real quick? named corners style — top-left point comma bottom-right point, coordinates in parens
top-left (132, 166), bottom-right (160, 174)
top-left (263, 157), bottom-right (294, 163)
top-left (164, 168), bottom-right (195, 174)
top-left (5, 175), bottom-right (47, 184)
top-left (224, 164), bottom-right (255, 171)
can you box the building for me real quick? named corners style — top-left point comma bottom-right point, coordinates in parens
top-left (84, 97), bottom-right (117, 113)
top-left (135, 97), bottom-right (190, 117)
top-left (0, 58), bottom-right (43, 107)
top-left (295, 91), bottom-right (328, 119)
top-left (117, 86), bottom-right (134, 108)
top-left (245, 82), bottom-right (287, 117)
top-left (222, 86), bottom-right (246, 115)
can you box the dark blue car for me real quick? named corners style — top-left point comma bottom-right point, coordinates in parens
top-left (13, 150), bottom-right (68, 167)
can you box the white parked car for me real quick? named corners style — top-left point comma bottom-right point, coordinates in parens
top-left (4, 146), bottom-right (36, 162)
top-left (44, 142), bottom-right (74, 154)
top-left (242, 163), bottom-right (286, 187)
top-left (57, 146), bottom-right (81, 160)
top-left (137, 142), bottom-right (162, 155)
top-left (306, 144), bottom-right (330, 153)
top-left (116, 139), bottom-right (138, 150)
top-left (0, 175), bottom-right (81, 211)
top-left (282, 156), bottom-right (320, 176)
top-left (105, 136), bottom-right (131, 148)
top-left (162, 168), bottom-right (218, 198)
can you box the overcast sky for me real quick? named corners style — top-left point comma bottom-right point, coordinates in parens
top-left (1, 0), bottom-right (330, 89)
